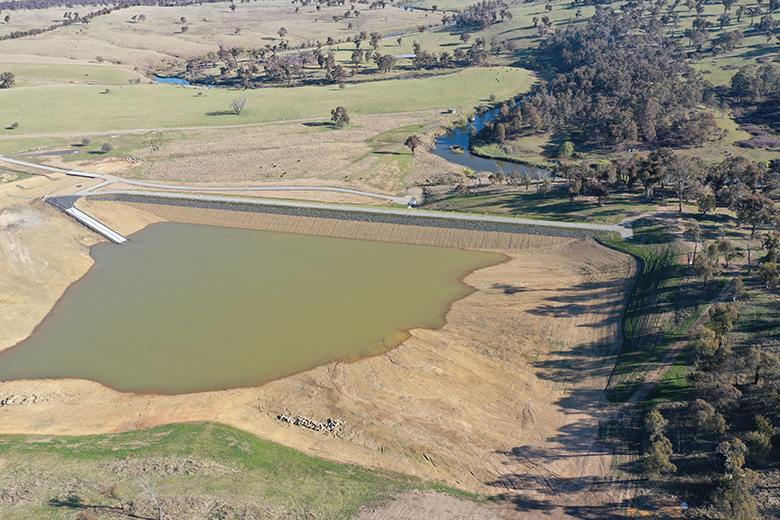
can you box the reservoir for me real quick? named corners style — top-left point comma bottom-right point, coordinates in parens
top-left (0, 222), bottom-right (503, 394)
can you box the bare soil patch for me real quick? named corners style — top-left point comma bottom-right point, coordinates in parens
top-left (353, 491), bottom-right (518, 520)
top-left (0, 176), bottom-right (99, 353)
top-left (0, 186), bottom-right (635, 519)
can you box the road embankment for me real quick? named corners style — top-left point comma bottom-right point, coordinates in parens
top-left (89, 194), bottom-right (595, 251)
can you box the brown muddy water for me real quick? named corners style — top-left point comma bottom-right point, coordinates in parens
top-left (0, 222), bottom-right (503, 394)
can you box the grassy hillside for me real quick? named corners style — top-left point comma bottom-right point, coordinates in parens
top-left (0, 421), bottom-right (472, 520)
top-left (0, 66), bottom-right (530, 135)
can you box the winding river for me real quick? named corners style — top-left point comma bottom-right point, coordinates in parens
top-left (432, 107), bottom-right (541, 176)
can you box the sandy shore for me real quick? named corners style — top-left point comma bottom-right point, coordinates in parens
top-left (0, 176), bottom-right (635, 518)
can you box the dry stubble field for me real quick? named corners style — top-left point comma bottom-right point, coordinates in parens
top-left (30, 113), bottom-right (460, 196)
top-left (0, 172), bottom-right (636, 518)
top-left (0, 2), bottom-right (432, 70)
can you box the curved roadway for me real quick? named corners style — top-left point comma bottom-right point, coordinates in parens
top-left (1, 156), bottom-right (633, 239)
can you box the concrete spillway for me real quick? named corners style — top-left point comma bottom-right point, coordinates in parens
top-left (63, 207), bottom-right (127, 243)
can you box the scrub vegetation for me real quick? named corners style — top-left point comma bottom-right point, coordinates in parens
top-left (0, 422), bottom-right (435, 520)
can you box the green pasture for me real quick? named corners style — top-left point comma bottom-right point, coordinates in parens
top-left (0, 66), bottom-right (530, 135)
top-left (673, 2), bottom-right (779, 82)
top-left (0, 136), bottom-right (71, 155)
top-left (423, 182), bottom-right (658, 224)
top-left (0, 63), bottom-right (137, 87)
top-left (684, 115), bottom-right (779, 165)
top-left (0, 422), bottom-right (448, 520)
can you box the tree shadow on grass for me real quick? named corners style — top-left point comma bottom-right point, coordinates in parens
top-left (48, 495), bottom-right (83, 509)
top-left (205, 110), bottom-right (235, 116)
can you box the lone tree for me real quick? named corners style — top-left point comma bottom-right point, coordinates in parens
top-left (693, 255), bottom-right (720, 288)
top-left (404, 134), bottom-right (421, 154)
top-left (709, 302), bottom-right (738, 349)
top-left (137, 479), bottom-right (163, 520)
top-left (232, 96), bottom-right (247, 115)
top-left (643, 409), bottom-right (677, 478)
top-left (100, 142), bottom-right (114, 154)
top-left (0, 71), bottom-right (15, 88)
top-left (698, 193), bottom-right (716, 215)
top-left (758, 262), bottom-right (779, 289)
top-left (667, 155), bottom-right (704, 212)
top-left (683, 219), bottom-right (702, 264)
top-left (732, 194), bottom-right (775, 271)
top-left (559, 140), bottom-right (574, 158)
top-left (734, 194), bottom-right (775, 239)
top-left (330, 106), bottom-right (350, 128)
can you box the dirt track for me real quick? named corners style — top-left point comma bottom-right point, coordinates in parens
top-left (0, 178), bottom-right (636, 518)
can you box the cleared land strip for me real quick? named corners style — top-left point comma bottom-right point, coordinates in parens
top-left (110, 183), bottom-right (405, 202)
top-left (0, 156), bottom-right (410, 203)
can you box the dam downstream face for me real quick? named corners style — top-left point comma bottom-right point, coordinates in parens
top-left (0, 222), bottom-right (503, 394)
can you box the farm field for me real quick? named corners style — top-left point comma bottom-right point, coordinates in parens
top-left (0, 67), bottom-right (530, 135)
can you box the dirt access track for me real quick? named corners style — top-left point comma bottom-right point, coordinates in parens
top-left (0, 175), bottom-right (636, 519)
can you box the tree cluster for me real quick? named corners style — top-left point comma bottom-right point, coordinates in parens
top-left (490, 146), bottom-right (780, 231)
top-left (479, 6), bottom-right (720, 147)
top-left (641, 289), bottom-right (779, 517)
top-left (0, 71), bottom-right (14, 88)
top-left (0, 5), bottom-right (115, 40)
top-left (330, 105), bottom-right (349, 128)
top-left (454, 1), bottom-right (510, 30)
top-left (730, 63), bottom-right (780, 104)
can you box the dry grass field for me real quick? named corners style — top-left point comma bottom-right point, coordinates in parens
top-left (30, 113), bottom-right (456, 194)
top-left (0, 3), bottom-right (432, 68)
